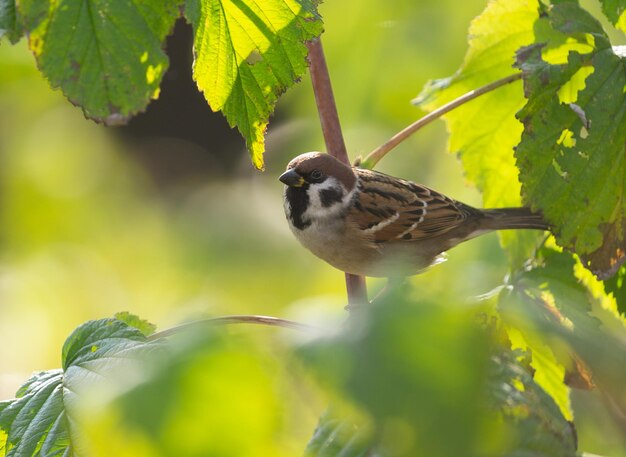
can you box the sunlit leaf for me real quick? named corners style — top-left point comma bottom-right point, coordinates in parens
top-left (501, 247), bottom-right (626, 419)
top-left (506, 326), bottom-right (573, 421)
top-left (487, 348), bottom-right (577, 456)
top-left (184, 0), bottom-right (323, 170)
top-left (114, 312), bottom-right (157, 337)
top-left (0, 317), bottom-right (161, 457)
top-left (414, 0), bottom-right (543, 267)
top-left (18, 0), bottom-right (181, 124)
top-left (515, 2), bottom-right (626, 279)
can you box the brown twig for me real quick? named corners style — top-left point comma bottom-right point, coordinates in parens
top-left (360, 73), bottom-right (522, 170)
top-left (306, 38), bottom-right (368, 307)
top-left (148, 315), bottom-right (319, 341)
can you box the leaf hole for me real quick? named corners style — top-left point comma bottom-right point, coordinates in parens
top-left (557, 66), bottom-right (594, 104)
top-left (557, 129), bottom-right (576, 148)
top-left (580, 126), bottom-right (589, 139)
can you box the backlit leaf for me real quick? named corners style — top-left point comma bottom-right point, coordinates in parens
top-left (185, 0), bottom-right (323, 170)
top-left (0, 317), bottom-right (161, 457)
top-left (414, 0), bottom-right (544, 267)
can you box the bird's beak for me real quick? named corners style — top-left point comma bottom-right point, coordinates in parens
top-left (279, 169), bottom-right (305, 187)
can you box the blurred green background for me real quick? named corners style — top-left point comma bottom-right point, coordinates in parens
top-left (1, 0), bottom-right (623, 455)
top-left (0, 0), bottom-right (496, 390)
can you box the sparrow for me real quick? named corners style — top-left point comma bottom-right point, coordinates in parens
top-left (279, 152), bottom-right (549, 278)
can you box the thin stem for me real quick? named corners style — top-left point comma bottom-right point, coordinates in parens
top-left (360, 73), bottom-right (522, 170)
top-left (306, 38), bottom-right (368, 306)
top-left (306, 38), bottom-right (350, 166)
top-left (148, 315), bottom-right (319, 341)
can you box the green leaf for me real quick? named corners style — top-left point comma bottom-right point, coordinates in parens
top-left (501, 247), bottom-right (626, 415)
top-left (84, 330), bottom-right (298, 457)
top-left (184, 0), bottom-right (323, 170)
top-left (300, 289), bottom-right (578, 457)
top-left (0, 426), bottom-right (7, 454)
top-left (0, 371), bottom-right (70, 457)
top-left (515, 2), bottom-right (626, 279)
top-left (506, 326), bottom-right (573, 421)
top-left (487, 348), bottom-right (577, 456)
top-left (414, 0), bottom-right (543, 267)
top-left (304, 409), bottom-right (373, 457)
top-left (0, 0), bottom-right (21, 43)
top-left (0, 317), bottom-right (161, 457)
top-left (19, 0), bottom-right (181, 124)
top-left (598, 0), bottom-right (626, 30)
top-left (300, 293), bottom-right (493, 457)
top-left (114, 311), bottom-right (157, 337)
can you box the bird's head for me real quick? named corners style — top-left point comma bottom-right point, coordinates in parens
top-left (279, 152), bottom-right (357, 229)
top-left (279, 152), bottom-right (355, 189)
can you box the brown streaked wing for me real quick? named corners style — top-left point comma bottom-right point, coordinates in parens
top-left (351, 169), bottom-right (471, 243)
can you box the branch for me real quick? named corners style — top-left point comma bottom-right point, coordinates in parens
top-left (306, 38), bottom-right (349, 165)
top-left (360, 73), bottom-right (522, 170)
top-left (148, 315), bottom-right (320, 341)
top-left (306, 38), bottom-right (368, 307)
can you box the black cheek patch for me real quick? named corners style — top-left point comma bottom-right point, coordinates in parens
top-left (286, 186), bottom-right (311, 230)
top-left (319, 188), bottom-right (343, 207)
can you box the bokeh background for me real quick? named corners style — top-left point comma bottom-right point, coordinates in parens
top-left (1, 0), bottom-right (623, 455)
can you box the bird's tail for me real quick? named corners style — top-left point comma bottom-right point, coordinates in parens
top-left (481, 207), bottom-right (549, 231)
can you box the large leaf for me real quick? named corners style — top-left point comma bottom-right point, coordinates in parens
top-left (414, 0), bottom-right (544, 267)
top-left (299, 290), bottom-right (576, 457)
top-left (82, 330), bottom-right (302, 457)
top-left (184, 0), bottom-right (323, 170)
top-left (486, 348), bottom-right (577, 457)
top-left (501, 247), bottom-right (626, 417)
top-left (515, 2), bottom-right (626, 279)
top-left (506, 326), bottom-right (573, 421)
top-left (0, 0), bottom-right (20, 43)
top-left (0, 317), bottom-right (162, 457)
top-left (19, 0), bottom-right (181, 124)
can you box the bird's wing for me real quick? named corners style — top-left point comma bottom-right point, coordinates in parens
top-left (350, 168), bottom-right (477, 243)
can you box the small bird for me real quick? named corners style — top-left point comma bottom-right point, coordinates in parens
top-left (279, 152), bottom-right (549, 278)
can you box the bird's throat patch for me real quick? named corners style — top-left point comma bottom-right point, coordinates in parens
top-left (286, 186), bottom-right (311, 230)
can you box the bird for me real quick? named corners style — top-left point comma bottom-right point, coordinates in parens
top-left (279, 152), bottom-right (549, 278)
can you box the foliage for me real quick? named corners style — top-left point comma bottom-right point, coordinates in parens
top-left (18, 0), bottom-right (181, 124)
top-left (414, 0), bottom-right (541, 267)
top-left (0, 0), bottom-right (323, 169)
top-left (515, 1), bottom-right (626, 280)
top-left (0, 0), bottom-right (19, 43)
top-left (0, 317), bottom-right (163, 456)
top-left (300, 291), bottom-right (578, 457)
top-left (184, 0), bottom-right (323, 169)
top-left (0, 0), bottom-right (625, 456)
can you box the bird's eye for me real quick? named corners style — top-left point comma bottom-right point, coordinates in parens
top-left (310, 170), bottom-right (323, 182)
